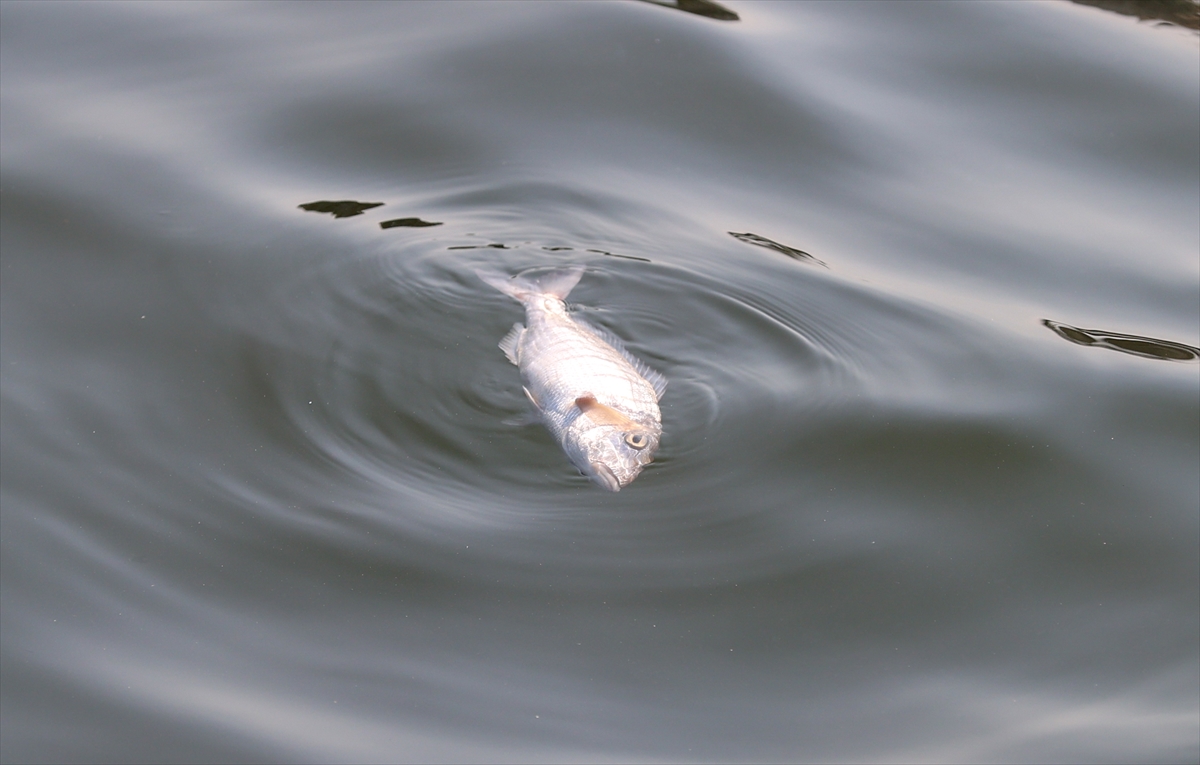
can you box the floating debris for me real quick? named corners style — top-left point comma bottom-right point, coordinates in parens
top-left (1069, 0), bottom-right (1199, 30)
top-left (1043, 320), bottom-right (1198, 362)
top-left (586, 249), bottom-right (652, 263)
top-left (298, 200), bottom-right (383, 218)
top-left (640, 0), bottom-right (739, 21)
top-left (380, 217), bottom-right (442, 229)
top-left (447, 243), bottom-right (510, 250)
top-left (729, 231), bottom-right (826, 267)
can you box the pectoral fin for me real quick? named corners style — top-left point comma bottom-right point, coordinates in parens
top-left (575, 395), bottom-right (639, 429)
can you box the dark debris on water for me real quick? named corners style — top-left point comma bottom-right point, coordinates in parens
top-left (380, 217), bottom-right (442, 229)
top-left (586, 248), bottom-right (651, 263)
top-left (298, 200), bottom-right (384, 218)
top-left (639, 0), bottom-right (740, 22)
top-left (1043, 320), bottom-right (1199, 362)
top-left (729, 231), bottom-right (827, 267)
top-left (1069, 0), bottom-right (1200, 30)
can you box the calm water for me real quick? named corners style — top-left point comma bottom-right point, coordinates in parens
top-left (2, 2), bottom-right (1197, 763)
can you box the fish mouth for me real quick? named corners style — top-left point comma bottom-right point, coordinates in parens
top-left (589, 462), bottom-right (622, 492)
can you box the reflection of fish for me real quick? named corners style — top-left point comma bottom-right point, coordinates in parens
top-left (478, 267), bottom-right (666, 491)
top-left (1043, 320), bottom-right (1199, 362)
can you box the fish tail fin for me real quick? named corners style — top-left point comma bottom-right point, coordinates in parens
top-left (476, 266), bottom-right (585, 301)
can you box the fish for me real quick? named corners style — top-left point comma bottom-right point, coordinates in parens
top-left (477, 266), bottom-right (666, 491)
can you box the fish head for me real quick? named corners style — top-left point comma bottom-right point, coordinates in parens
top-left (565, 420), bottom-right (661, 492)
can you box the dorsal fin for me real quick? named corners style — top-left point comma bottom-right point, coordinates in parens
top-left (573, 319), bottom-right (668, 400)
top-left (575, 395), bottom-right (640, 429)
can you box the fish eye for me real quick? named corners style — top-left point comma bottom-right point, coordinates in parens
top-left (624, 432), bottom-right (649, 450)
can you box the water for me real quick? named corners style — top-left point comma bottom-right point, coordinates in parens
top-left (1, 2), bottom-right (1197, 762)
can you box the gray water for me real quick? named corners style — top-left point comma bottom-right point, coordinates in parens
top-left (1, 2), bottom-right (1197, 763)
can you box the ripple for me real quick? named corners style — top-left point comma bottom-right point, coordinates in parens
top-left (224, 220), bottom-right (1018, 588)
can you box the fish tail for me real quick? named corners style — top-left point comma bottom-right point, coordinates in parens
top-left (476, 265), bottom-right (585, 301)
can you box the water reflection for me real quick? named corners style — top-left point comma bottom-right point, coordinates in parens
top-left (729, 231), bottom-right (826, 267)
top-left (298, 200), bottom-right (384, 218)
top-left (1043, 320), bottom-right (1199, 361)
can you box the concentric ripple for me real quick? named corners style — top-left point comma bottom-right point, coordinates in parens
top-left (221, 209), bottom-right (1018, 587)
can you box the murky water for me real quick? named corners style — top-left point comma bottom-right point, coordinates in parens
top-left (2, 2), bottom-right (1197, 762)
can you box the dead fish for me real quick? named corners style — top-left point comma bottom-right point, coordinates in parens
top-left (477, 266), bottom-right (666, 491)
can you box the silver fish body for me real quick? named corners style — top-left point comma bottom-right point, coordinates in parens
top-left (478, 266), bottom-right (666, 491)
